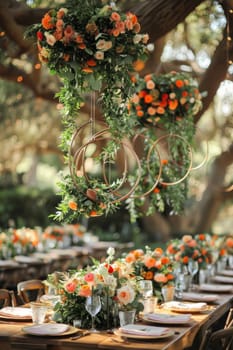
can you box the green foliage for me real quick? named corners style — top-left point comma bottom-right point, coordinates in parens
top-left (0, 186), bottom-right (59, 229)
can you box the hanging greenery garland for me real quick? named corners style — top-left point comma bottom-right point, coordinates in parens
top-left (27, 1), bottom-right (204, 222)
top-left (126, 71), bottom-right (203, 221)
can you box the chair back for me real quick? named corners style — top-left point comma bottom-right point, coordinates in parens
top-left (17, 279), bottom-right (45, 304)
top-left (0, 289), bottom-right (15, 307)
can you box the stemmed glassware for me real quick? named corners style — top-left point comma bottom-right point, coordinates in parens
top-left (188, 260), bottom-right (199, 291)
top-left (85, 294), bottom-right (101, 333)
top-left (139, 280), bottom-right (153, 298)
top-left (139, 280), bottom-right (153, 313)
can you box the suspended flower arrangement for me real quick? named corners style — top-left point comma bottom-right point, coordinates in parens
top-left (27, 1), bottom-right (204, 222)
top-left (125, 71), bottom-right (203, 220)
top-left (129, 71), bottom-right (202, 131)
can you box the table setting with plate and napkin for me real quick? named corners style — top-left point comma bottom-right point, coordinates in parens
top-left (162, 301), bottom-right (209, 313)
top-left (113, 324), bottom-right (174, 340)
top-left (142, 312), bottom-right (192, 325)
top-left (0, 306), bottom-right (32, 321)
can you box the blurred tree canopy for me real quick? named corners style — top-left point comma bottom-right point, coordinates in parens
top-left (0, 0), bottom-right (233, 241)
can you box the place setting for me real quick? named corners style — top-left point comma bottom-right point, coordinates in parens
top-left (161, 301), bottom-right (209, 314)
top-left (141, 312), bottom-right (193, 325)
top-left (113, 324), bottom-right (175, 341)
top-left (0, 306), bottom-right (32, 321)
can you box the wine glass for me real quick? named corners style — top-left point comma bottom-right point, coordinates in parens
top-left (188, 260), bottom-right (199, 291)
top-left (139, 280), bottom-right (153, 298)
top-left (85, 295), bottom-right (101, 333)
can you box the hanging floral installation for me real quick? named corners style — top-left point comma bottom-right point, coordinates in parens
top-left (27, 0), bottom-right (203, 222)
top-left (126, 72), bottom-right (202, 219)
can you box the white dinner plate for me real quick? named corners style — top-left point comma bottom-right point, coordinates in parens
top-left (163, 301), bottom-right (208, 313)
top-left (199, 283), bottom-right (233, 293)
top-left (114, 325), bottom-right (174, 340)
top-left (219, 270), bottom-right (233, 277)
top-left (212, 276), bottom-right (233, 284)
top-left (0, 307), bottom-right (32, 320)
top-left (142, 313), bottom-right (192, 325)
top-left (22, 324), bottom-right (76, 336)
top-left (182, 292), bottom-right (219, 303)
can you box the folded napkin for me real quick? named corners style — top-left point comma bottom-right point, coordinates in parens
top-left (182, 292), bottom-right (218, 302)
top-left (24, 323), bottom-right (69, 335)
top-left (119, 324), bottom-right (170, 336)
top-left (145, 313), bottom-right (192, 323)
top-left (0, 307), bottom-right (32, 318)
top-left (166, 301), bottom-right (207, 310)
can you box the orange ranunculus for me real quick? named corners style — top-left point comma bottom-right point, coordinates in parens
top-left (144, 74), bottom-right (152, 82)
top-left (138, 90), bottom-right (147, 98)
top-left (175, 79), bottom-right (184, 88)
top-left (144, 257), bottom-right (156, 268)
top-left (168, 99), bottom-right (178, 110)
top-left (154, 273), bottom-right (167, 283)
top-left (78, 43), bottom-right (86, 49)
top-left (159, 100), bottom-right (168, 108)
top-left (182, 90), bottom-right (188, 97)
top-left (166, 273), bottom-right (174, 281)
top-left (111, 12), bottom-right (121, 21)
top-left (147, 107), bottom-right (156, 115)
top-left (144, 94), bottom-right (153, 104)
top-left (87, 59), bottom-right (97, 67)
top-left (137, 110), bottom-right (144, 117)
top-left (226, 237), bottom-right (233, 248)
top-left (145, 271), bottom-right (154, 280)
top-left (125, 253), bottom-right (136, 263)
top-left (162, 159), bottom-right (168, 165)
top-left (89, 210), bottom-right (98, 216)
top-left (69, 200), bottom-right (77, 211)
top-left (153, 187), bottom-right (160, 194)
top-left (146, 80), bottom-right (155, 89)
top-left (183, 256), bottom-right (189, 264)
top-left (161, 256), bottom-right (170, 265)
top-left (133, 60), bottom-right (145, 72)
top-left (154, 247), bottom-right (163, 256)
top-left (42, 13), bottom-right (55, 30)
top-left (156, 106), bottom-right (165, 114)
top-left (79, 284), bottom-right (91, 297)
top-left (198, 233), bottom-right (206, 241)
top-left (82, 67), bottom-right (93, 73)
top-left (219, 248), bottom-right (227, 256)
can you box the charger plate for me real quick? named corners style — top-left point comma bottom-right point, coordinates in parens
top-left (22, 324), bottom-right (77, 337)
top-left (199, 283), bottom-right (233, 293)
top-left (0, 307), bottom-right (32, 321)
top-left (142, 313), bottom-right (192, 325)
top-left (114, 324), bottom-right (174, 340)
top-left (163, 301), bottom-right (208, 313)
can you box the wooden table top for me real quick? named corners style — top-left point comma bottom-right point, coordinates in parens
top-left (0, 292), bottom-right (232, 350)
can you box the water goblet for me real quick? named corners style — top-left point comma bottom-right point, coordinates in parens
top-left (139, 280), bottom-right (153, 298)
top-left (85, 295), bottom-right (101, 333)
top-left (187, 260), bottom-right (199, 291)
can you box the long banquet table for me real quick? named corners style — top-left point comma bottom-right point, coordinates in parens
top-left (0, 292), bottom-right (232, 350)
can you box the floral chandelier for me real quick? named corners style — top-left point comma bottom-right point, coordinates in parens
top-left (28, 0), bottom-right (203, 222)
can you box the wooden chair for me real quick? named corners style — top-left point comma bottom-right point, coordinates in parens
top-left (0, 289), bottom-right (13, 307)
top-left (206, 327), bottom-right (233, 350)
top-left (17, 279), bottom-right (45, 304)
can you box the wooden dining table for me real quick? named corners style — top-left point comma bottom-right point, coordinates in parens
top-left (0, 291), bottom-right (232, 350)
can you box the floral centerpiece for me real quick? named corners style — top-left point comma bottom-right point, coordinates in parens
top-left (166, 234), bottom-right (214, 269)
top-left (0, 228), bottom-right (39, 259)
top-left (124, 246), bottom-right (175, 300)
top-left (45, 247), bottom-right (143, 329)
